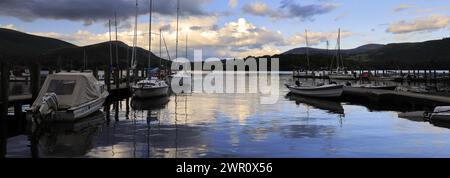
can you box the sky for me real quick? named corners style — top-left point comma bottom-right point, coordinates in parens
top-left (1, 0), bottom-right (450, 59)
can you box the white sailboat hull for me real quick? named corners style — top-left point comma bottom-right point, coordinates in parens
top-left (286, 84), bottom-right (343, 98)
top-left (133, 86), bottom-right (169, 98)
top-left (328, 74), bottom-right (356, 80)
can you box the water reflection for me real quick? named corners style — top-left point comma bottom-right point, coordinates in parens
top-left (30, 112), bottom-right (104, 158)
top-left (286, 94), bottom-right (345, 115)
top-left (5, 75), bottom-right (450, 158)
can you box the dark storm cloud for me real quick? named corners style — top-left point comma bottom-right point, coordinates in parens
top-left (280, 0), bottom-right (338, 20)
top-left (242, 0), bottom-right (338, 21)
top-left (0, 0), bottom-right (211, 24)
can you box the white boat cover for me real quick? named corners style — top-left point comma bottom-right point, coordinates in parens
top-left (32, 73), bottom-right (104, 109)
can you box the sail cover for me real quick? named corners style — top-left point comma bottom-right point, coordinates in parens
top-left (32, 73), bottom-right (104, 109)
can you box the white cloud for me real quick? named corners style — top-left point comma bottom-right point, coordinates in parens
top-left (387, 14), bottom-right (450, 34)
top-left (0, 24), bottom-right (18, 30)
top-left (287, 30), bottom-right (354, 47)
top-left (393, 4), bottom-right (413, 12)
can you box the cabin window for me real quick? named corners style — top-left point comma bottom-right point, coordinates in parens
top-left (47, 80), bottom-right (76, 95)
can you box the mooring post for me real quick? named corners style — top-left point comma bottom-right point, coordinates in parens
top-left (30, 63), bottom-right (41, 101)
top-left (1, 61), bottom-right (10, 158)
top-left (104, 66), bottom-right (111, 92)
top-left (126, 68), bottom-right (130, 88)
top-left (93, 68), bottom-right (99, 79)
top-left (115, 67), bottom-right (120, 89)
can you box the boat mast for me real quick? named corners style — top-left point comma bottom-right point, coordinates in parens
top-left (175, 0), bottom-right (180, 59)
top-left (337, 28), bottom-right (341, 71)
top-left (160, 28), bottom-right (162, 67)
top-left (131, 0), bottom-right (138, 70)
top-left (109, 19), bottom-right (113, 72)
top-left (305, 29), bottom-right (310, 71)
top-left (148, 0), bottom-right (153, 69)
top-left (185, 33), bottom-right (188, 59)
top-left (115, 11), bottom-right (119, 69)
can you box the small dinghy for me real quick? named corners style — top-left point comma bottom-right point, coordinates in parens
top-left (425, 106), bottom-right (450, 122)
top-left (285, 82), bottom-right (344, 98)
top-left (27, 73), bottom-right (108, 123)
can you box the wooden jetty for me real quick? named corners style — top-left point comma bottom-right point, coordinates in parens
top-left (343, 87), bottom-right (450, 107)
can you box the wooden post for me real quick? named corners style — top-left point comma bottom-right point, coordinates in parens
top-left (93, 68), bottom-right (99, 79)
top-left (104, 66), bottom-right (111, 92)
top-left (1, 61), bottom-right (10, 158)
top-left (115, 68), bottom-right (119, 89)
top-left (126, 68), bottom-right (130, 88)
top-left (30, 63), bottom-right (41, 101)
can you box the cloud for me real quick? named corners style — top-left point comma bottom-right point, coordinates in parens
top-left (242, 0), bottom-right (339, 20)
top-left (0, 0), bottom-right (211, 25)
top-left (393, 4), bottom-right (413, 12)
top-left (334, 13), bottom-right (348, 21)
top-left (229, 0), bottom-right (238, 8)
top-left (386, 14), bottom-right (450, 34)
top-left (287, 30), bottom-right (354, 47)
top-left (242, 1), bottom-right (274, 16)
top-left (0, 24), bottom-right (18, 30)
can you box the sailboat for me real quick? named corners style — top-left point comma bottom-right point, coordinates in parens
top-left (286, 30), bottom-right (344, 98)
top-left (328, 28), bottom-right (356, 80)
top-left (293, 30), bottom-right (315, 78)
top-left (132, 0), bottom-right (169, 98)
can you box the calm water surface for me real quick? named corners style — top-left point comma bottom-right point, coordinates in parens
top-left (6, 74), bottom-right (450, 158)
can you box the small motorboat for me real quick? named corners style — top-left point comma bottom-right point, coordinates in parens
top-left (425, 106), bottom-right (450, 122)
top-left (285, 82), bottom-right (344, 98)
top-left (27, 73), bottom-right (109, 123)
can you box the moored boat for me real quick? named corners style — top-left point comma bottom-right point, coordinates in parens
top-left (26, 73), bottom-right (109, 123)
top-left (286, 83), bottom-right (344, 98)
top-left (425, 106), bottom-right (450, 122)
top-left (133, 76), bottom-right (169, 98)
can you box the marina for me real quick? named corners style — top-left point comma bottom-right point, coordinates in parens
top-left (2, 73), bottom-right (450, 157)
top-left (1, 0), bottom-right (450, 161)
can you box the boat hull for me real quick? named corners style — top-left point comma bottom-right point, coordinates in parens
top-left (26, 94), bottom-right (107, 123)
top-left (286, 85), bottom-right (344, 98)
top-left (133, 86), bottom-right (169, 98)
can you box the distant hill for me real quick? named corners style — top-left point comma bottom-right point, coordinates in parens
top-left (283, 44), bottom-right (384, 56)
top-left (275, 38), bottom-right (450, 70)
top-left (350, 38), bottom-right (450, 68)
top-left (0, 28), bottom-right (76, 58)
top-left (0, 28), bottom-right (168, 69)
top-left (39, 41), bottom-right (168, 69)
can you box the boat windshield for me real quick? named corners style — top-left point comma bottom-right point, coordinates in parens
top-left (47, 80), bottom-right (76, 95)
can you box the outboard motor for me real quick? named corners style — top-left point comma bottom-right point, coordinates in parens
top-left (33, 93), bottom-right (59, 122)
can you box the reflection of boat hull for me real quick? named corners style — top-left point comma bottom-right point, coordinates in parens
top-left (286, 84), bottom-right (343, 98)
top-left (131, 96), bottom-right (170, 111)
top-left (32, 112), bottom-right (105, 157)
top-left (133, 86), bottom-right (169, 98)
top-left (288, 94), bottom-right (344, 114)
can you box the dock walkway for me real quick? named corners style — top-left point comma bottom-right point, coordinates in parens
top-left (343, 87), bottom-right (450, 105)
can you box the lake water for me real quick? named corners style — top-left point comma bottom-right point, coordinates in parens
top-left (5, 74), bottom-right (450, 158)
